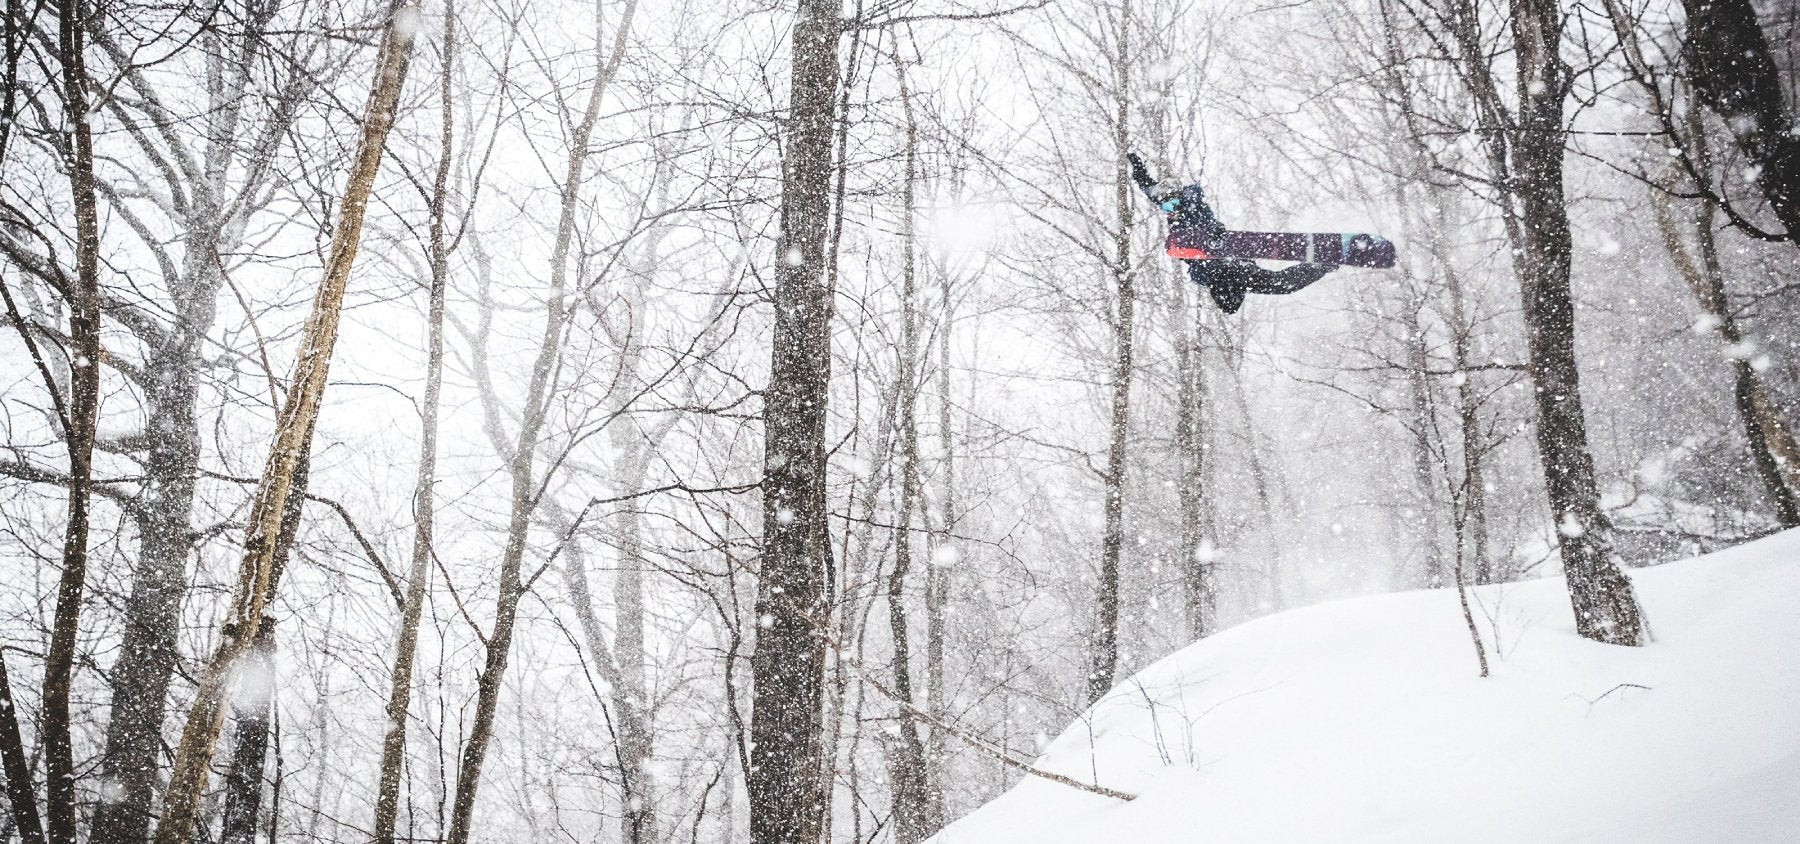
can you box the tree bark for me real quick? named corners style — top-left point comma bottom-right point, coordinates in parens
top-left (748, 0), bottom-right (840, 840)
top-left (151, 5), bottom-right (419, 840)
top-left (373, 4), bottom-right (456, 838)
top-left (1505, 0), bottom-right (1642, 645)
top-left (43, 0), bottom-right (104, 836)
top-left (1087, 0), bottom-right (1136, 705)
top-left (1443, 260), bottom-right (1492, 584)
top-left (925, 239), bottom-right (955, 835)
top-left (1681, 0), bottom-right (1800, 247)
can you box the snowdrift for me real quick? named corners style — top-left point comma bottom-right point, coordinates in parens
top-left (932, 531), bottom-right (1800, 843)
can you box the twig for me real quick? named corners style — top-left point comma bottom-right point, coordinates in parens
top-left (1567, 682), bottom-right (1652, 715)
top-left (829, 637), bottom-right (1137, 801)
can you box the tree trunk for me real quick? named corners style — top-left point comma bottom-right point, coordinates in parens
top-left (615, 440), bottom-right (658, 842)
top-left (1651, 183), bottom-right (1800, 525)
top-left (1087, 0), bottom-right (1136, 705)
top-left (543, 502), bottom-right (658, 844)
top-left (0, 649), bottom-right (45, 844)
top-left (373, 5), bottom-right (456, 838)
top-left (43, 0), bottom-right (104, 836)
top-left (93, 6), bottom-right (294, 835)
top-left (608, 443), bottom-right (657, 844)
top-left (151, 5), bottom-right (419, 840)
top-left (1402, 297), bottom-right (1449, 588)
top-left (1681, 0), bottom-right (1800, 247)
top-left (926, 250), bottom-right (955, 833)
top-left (883, 41), bottom-right (929, 843)
top-left (748, 0), bottom-right (840, 840)
top-left (1444, 261), bottom-right (1492, 584)
top-left (1171, 268), bottom-right (1213, 639)
top-left (218, 622), bottom-right (276, 844)
top-left (1507, 0), bottom-right (1643, 645)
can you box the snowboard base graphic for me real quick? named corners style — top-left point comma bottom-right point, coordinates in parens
top-left (1168, 229), bottom-right (1397, 268)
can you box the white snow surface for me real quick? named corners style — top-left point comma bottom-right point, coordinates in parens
top-left (932, 530), bottom-right (1800, 843)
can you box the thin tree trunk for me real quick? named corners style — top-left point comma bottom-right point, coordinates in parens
top-left (0, 648), bottom-right (45, 844)
top-left (925, 257), bottom-right (955, 833)
top-left (443, 2), bottom-right (632, 837)
top-left (1171, 267), bottom-right (1212, 639)
top-left (43, 0), bottom-right (104, 836)
top-left (541, 502), bottom-right (658, 844)
top-left (1402, 297), bottom-right (1449, 588)
top-left (1087, 0), bottom-right (1136, 705)
top-left (1444, 263), bottom-right (1492, 584)
top-left (748, 0), bottom-right (841, 839)
top-left (883, 39), bottom-right (929, 843)
top-left (1651, 186), bottom-right (1800, 524)
top-left (151, 5), bottom-right (419, 839)
top-left (373, 5), bottom-right (456, 838)
top-left (218, 622), bottom-right (276, 844)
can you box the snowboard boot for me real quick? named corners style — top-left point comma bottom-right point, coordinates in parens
top-left (1206, 275), bottom-right (1247, 314)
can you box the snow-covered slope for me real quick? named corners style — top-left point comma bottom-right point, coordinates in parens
top-left (932, 531), bottom-right (1800, 843)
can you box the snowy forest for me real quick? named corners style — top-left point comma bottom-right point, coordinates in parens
top-left (1, 0), bottom-right (1797, 840)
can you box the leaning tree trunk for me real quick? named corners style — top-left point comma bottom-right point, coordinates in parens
top-left (1087, 0), bottom-right (1137, 705)
top-left (43, 0), bottom-right (104, 838)
top-left (748, 0), bottom-right (841, 841)
top-left (214, 442), bottom-right (313, 844)
top-left (1506, 0), bottom-right (1643, 645)
top-left (1681, 0), bottom-right (1800, 248)
top-left (151, 6), bottom-right (418, 841)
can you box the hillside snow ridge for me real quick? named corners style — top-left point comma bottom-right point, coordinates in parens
top-left (932, 530), bottom-right (1800, 843)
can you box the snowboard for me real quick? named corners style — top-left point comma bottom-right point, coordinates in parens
top-left (1167, 228), bottom-right (1397, 268)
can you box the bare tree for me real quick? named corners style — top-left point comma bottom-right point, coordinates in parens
top-left (1394, 0), bottom-right (1644, 643)
top-left (1601, 0), bottom-right (1800, 526)
top-left (373, 3), bottom-right (459, 839)
top-left (151, 3), bottom-right (421, 839)
top-left (748, 0), bottom-right (841, 840)
top-left (881, 34), bottom-right (931, 843)
top-left (443, 1), bottom-right (635, 838)
top-left (40, 0), bottom-right (105, 836)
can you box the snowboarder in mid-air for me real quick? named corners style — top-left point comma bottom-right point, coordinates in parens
top-left (1128, 152), bottom-right (1337, 315)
